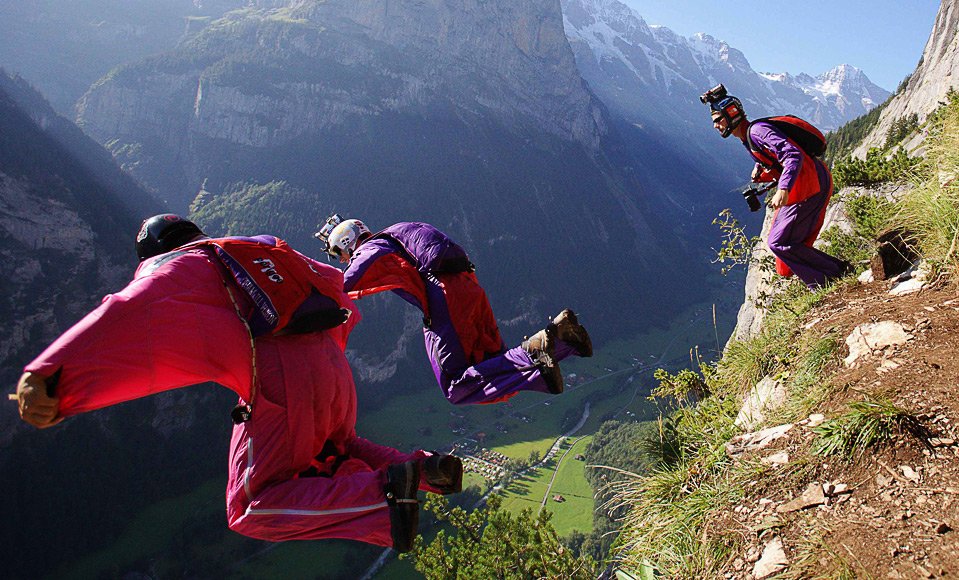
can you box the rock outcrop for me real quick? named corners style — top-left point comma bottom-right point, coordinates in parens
top-left (853, 0), bottom-right (959, 157)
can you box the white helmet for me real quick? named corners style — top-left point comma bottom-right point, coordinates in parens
top-left (327, 219), bottom-right (371, 259)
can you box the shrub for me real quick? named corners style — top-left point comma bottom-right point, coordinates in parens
top-left (818, 189), bottom-right (896, 265)
top-left (833, 147), bottom-right (919, 189)
top-left (813, 398), bottom-right (930, 458)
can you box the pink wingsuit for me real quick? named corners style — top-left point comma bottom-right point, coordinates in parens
top-left (23, 245), bottom-right (433, 548)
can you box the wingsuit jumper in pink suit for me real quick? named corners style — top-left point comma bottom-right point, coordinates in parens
top-left (14, 222), bottom-right (459, 552)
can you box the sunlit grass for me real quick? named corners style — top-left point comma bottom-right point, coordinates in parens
top-left (813, 397), bottom-right (930, 458)
top-left (894, 91), bottom-right (959, 270)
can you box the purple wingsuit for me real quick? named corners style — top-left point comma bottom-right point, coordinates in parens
top-left (343, 222), bottom-right (579, 405)
top-left (746, 120), bottom-right (848, 289)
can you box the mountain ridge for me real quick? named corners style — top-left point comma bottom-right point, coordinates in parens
top-left (562, 0), bottom-right (890, 133)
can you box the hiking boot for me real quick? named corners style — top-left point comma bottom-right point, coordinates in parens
top-left (827, 260), bottom-right (856, 285)
top-left (523, 326), bottom-right (563, 394)
top-left (423, 454), bottom-right (463, 494)
top-left (552, 309), bottom-right (593, 357)
top-left (840, 260), bottom-right (856, 278)
top-left (385, 461), bottom-right (421, 553)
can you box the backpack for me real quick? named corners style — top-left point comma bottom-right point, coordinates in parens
top-left (378, 223), bottom-right (475, 274)
top-left (187, 236), bottom-right (350, 338)
top-left (748, 115), bottom-right (827, 168)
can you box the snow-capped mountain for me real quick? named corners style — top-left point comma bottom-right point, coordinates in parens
top-left (762, 65), bottom-right (890, 131)
top-left (562, 0), bottom-right (889, 133)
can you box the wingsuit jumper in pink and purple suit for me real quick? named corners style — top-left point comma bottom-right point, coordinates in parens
top-left (22, 235), bottom-right (439, 548)
top-left (342, 222), bottom-right (581, 405)
top-left (746, 120), bottom-right (849, 289)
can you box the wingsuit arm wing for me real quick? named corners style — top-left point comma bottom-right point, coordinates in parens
top-left (22, 251), bottom-right (254, 420)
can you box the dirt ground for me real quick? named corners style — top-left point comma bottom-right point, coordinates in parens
top-left (713, 278), bottom-right (959, 579)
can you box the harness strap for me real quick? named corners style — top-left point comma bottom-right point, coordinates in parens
top-left (223, 282), bottom-right (257, 424)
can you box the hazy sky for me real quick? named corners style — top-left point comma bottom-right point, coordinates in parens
top-left (621, 0), bottom-right (941, 91)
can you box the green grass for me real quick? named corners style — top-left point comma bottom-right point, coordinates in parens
top-left (236, 541), bottom-right (379, 579)
top-left (768, 332), bottom-right (842, 426)
top-left (462, 471), bottom-right (488, 492)
top-left (813, 398), bottom-right (929, 458)
top-left (377, 556), bottom-right (426, 580)
top-left (892, 90), bottom-right (959, 268)
top-left (57, 478), bottom-right (384, 580)
top-left (56, 479), bottom-right (230, 579)
top-left (499, 436), bottom-right (596, 537)
top-left (495, 435), bottom-right (558, 462)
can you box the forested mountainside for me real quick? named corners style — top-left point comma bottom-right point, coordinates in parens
top-left (0, 72), bottom-right (240, 580)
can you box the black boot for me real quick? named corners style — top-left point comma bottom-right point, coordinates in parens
top-left (385, 461), bottom-right (421, 553)
top-left (523, 325), bottom-right (563, 394)
top-left (552, 309), bottom-right (593, 357)
top-left (423, 454), bottom-right (463, 494)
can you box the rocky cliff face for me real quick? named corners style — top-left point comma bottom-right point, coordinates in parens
top-left (0, 0), bottom-right (245, 115)
top-left (74, 0), bottom-right (714, 348)
top-left (853, 0), bottom-right (959, 156)
top-left (0, 73), bottom-right (159, 408)
top-left (78, 0), bottom-right (606, 179)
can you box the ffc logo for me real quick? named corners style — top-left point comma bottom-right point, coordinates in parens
top-left (253, 258), bottom-right (284, 283)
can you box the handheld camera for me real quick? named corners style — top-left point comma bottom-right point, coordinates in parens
top-left (741, 182), bottom-right (777, 212)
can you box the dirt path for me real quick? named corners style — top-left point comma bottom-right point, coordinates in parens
top-left (715, 279), bottom-right (959, 578)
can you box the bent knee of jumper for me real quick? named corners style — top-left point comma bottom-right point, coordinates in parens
top-left (767, 238), bottom-right (792, 256)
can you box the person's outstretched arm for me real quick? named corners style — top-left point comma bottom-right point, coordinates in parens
top-left (16, 251), bottom-right (254, 425)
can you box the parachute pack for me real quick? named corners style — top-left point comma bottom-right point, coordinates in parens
top-left (748, 115), bottom-right (827, 167)
top-left (186, 236), bottom-right (350, 338)
top-left (376, 223), bottom-right (475, 274)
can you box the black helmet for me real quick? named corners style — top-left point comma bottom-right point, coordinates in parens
top-left (711, 95), bottom-right (747, 138)
top-left (701, 84), bottom-right (746, 138)
top-left (135, 214), bottom-right (205, 261)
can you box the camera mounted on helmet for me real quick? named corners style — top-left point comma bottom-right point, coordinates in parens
top-left (314, 214), bottom-right (343, 255)
top-left (699, 83), bottom-right (728, 106)
top-left (701, 83), bottom-right (746, 138)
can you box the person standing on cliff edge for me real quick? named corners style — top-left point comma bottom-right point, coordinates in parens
top-left (703, 83), bottom-right (852, 289)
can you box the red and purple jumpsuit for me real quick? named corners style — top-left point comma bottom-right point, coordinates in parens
top-left (746, 120), bottom-right (848, 289)
top-left (343, 222), bottom-right (578, 405)
top-left (23, 237), bottom-right (434, 548)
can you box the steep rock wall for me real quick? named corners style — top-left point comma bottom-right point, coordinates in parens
top-left (853, 0), bottom-right (959, 157)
